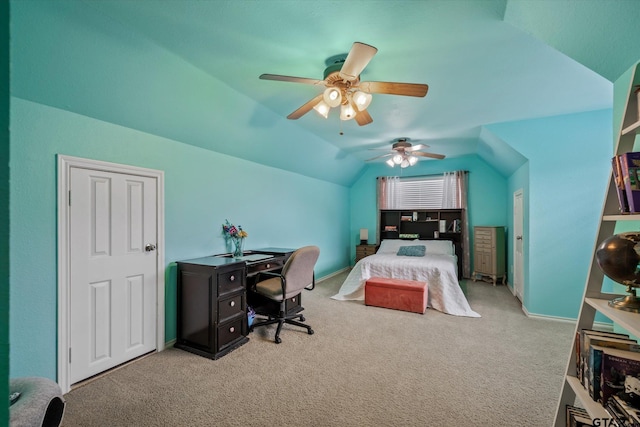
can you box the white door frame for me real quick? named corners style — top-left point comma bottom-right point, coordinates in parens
top-left (513, 189), bottom-right (525, 302)
top-left (57, 155), bottom-right (165, 393)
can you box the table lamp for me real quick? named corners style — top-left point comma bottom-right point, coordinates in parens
top-left (360, 228), bottom-right (368, 245)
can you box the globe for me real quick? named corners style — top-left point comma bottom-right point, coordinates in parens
top-left (595, 232), bottom-right (640, 312)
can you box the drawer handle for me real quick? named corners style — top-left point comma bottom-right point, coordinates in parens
top-left (229, 326), bottom-right (235, 333)
top-left (230, 275), bottom-right (235, 282)
top-left (291, 297), bottom-right (296, 303)
top-left (266, 264), bottom-right (270, 269)
top-left (230, 301), bottom-right (235, 307)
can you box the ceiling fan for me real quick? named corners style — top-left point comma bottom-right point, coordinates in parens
top-left (366, 138), bottom-right (445, 168)
top-left (259, 42), bottom-right (429, 126)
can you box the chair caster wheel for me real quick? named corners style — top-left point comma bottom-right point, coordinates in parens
top-left (299, 315), bottom-right (305, 322)
top-left (308, 329), bottom-right (314, 335)
top-left (275, 337), bottom-right (282, 344)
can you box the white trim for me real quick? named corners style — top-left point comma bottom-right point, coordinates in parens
top-left (57, 155), bottom-right (165, 393)
top-left (519, 305), bottom-right (614, 331)
top-left (316, 267), bottom-right (350, 283)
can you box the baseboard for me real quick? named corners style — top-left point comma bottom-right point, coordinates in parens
top-left (317, 267), bottom-right (350, 282)
top-left (164, 338), bottom-right (176, 348)
top-left (520, 306), bottom-right (613, 331)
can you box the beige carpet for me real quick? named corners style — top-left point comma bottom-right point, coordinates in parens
top-left (60, 271), bottom-right (574, 426)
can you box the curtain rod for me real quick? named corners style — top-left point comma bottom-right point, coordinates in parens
top-left (376, 170), bottom-right (469, 180)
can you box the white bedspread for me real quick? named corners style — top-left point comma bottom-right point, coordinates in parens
top-left (331, 253), bottom-right (480, 318)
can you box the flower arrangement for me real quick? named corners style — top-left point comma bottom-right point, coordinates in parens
top-left (222, 219), bottom-right (248, 258)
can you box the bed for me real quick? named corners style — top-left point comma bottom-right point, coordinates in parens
top-left (331, 239), bottom-right (480, 318)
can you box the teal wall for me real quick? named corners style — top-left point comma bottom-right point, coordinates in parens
top-left (1, 0), bottom-right (9, 423)
top-left (349, 155), bottom-right (508, 267)
top-left (489, 109), bottom-right (612, 319)
top-left (9, 97), bottom-right (351, 380)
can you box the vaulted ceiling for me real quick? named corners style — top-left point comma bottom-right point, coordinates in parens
top-left (11, 0), bottom-right (640, 185)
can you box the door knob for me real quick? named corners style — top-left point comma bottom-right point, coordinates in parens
top-left (516, 236), bottom-right (523, 240)
top-left (145, 243), bottom-right (157, 252)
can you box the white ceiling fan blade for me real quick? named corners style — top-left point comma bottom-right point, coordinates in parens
top-left (366, 153), bottom-right (393, 162)
top-left (287, 94), bottom-right (324, 119)
top-left (413, 151), bottom-right (445, 160)
top-left (260, 74), bottom-right (325, 86)
top-left (338, 42), bottom-right (378, 81)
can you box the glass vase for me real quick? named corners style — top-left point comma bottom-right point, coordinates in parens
top-left (232, 237), bottom-right (244, 258)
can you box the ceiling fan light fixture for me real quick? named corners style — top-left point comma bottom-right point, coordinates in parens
top-left (385, 158), bottom-right (395, 167)
top-left (352, 90), bottom-right (372, 111)
top-left (323, 87), bottom-right (342, 107)
top-left (392, 154), bottom-right (403, 165)
top-left (340, 103), bottom-right (356, 121)
top-left (400, 158), bottom-right (410, 168)
top-left (408, 155), bottom-right (418, 166)
top-left (313, 100), bottom-right (330, 118)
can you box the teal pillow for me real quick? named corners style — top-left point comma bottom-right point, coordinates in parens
top-left (397, 245), bottom-right (426, 257)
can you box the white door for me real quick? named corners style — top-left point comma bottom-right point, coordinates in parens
top-left (68, 167), bottom-right (157, 384)
top-left (513, 189), bottom-right (525, 302)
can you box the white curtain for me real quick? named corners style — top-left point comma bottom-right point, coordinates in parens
top-left (377, 176), bottom-right (400, 209)
top-left (442, 171), bottom-right (470, 278)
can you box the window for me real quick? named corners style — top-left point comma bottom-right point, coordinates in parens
top-left (378, 173), bottom-right (464, 209)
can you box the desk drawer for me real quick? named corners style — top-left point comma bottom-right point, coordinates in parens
top-left (217, 317), bottom-right (244, 351)
top-left (218, 293), bottom-right (245, 324)
top-left (218, 268), bottom-right (244, 295)
top-left (248, 259), bottom-right (284, 276)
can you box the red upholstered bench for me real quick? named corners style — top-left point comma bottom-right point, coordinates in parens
top-left (364, 277), bottom-right (428, 314)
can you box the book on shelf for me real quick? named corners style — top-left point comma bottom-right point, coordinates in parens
top-left (605, 394), bottom-right (640, 427)
top-left (400, 215), bottom-right (413, 222)
top-left (447, 219), bottom-right (461, 233)
top-left (619, 152), bottom-right (640, 213)
top-left (612, 155), bottom-right (630, 213)
top-left (599, 347), bottom-right (640, 410)
top-left (565, 405), bottom-right (592, 426)
top-left (384, 225), bottom-right (398, 232)
top-left (589, 341), bottom-right (640, 402)
top-left (577, 329), bottom-right (631, 385)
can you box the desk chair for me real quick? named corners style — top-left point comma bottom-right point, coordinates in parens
top-left (250, 245), bottom-right (320, 344)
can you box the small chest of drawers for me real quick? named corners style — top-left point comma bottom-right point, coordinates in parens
top-left (472, 226), bottom-right (506, 286)
top-left (176, 256), bottom-right (249, 360)
top-left (355, 244), bottom-right (377, 263)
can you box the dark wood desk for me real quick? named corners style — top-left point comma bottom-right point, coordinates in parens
top-left (175, 247), bottom-right (295, 359)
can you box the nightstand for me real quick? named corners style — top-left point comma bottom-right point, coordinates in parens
top-left (355, 244), bottom-right (377, 263)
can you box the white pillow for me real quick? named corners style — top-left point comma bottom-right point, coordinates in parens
top-left (377, 239), bottom-right (418, 254)
top-left (424, 240), bottom-right (454, 255)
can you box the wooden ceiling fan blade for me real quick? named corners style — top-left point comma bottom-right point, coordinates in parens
top-left (260, 74), bottom-right (325, 86)
top-left (338, 42), bottom-right (378, 81)
top-left (354, 108), bottom-right (373, 126)
top-left (287, 94), bottom-right (324, 119)
top-left (359, 81), bottom-right (429, 97)
top-left (406, 144), bottom-right (428, 151)
top-left (413, 151), bottom-right (445, 160)
top-left (366, 153), bottom-right (393, 162)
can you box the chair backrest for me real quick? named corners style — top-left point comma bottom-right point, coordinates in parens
top-left (281, 246), bottom-right (320, 299)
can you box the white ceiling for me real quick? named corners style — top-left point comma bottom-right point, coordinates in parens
top-left (11, 0), bottom-right (640, 185)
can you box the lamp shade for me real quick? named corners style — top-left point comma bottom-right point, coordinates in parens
top-left (313, 100), bottom-right (330, 118)
top-left (323, 87), bottom-right (342, 108)
top-left (340, 103), bottom-right (356, 120)
top-left (360, 228), bottom-right (368, 241)
top-left (352, 91), bottom-right (372, 111)
top-left (385, 158), bottom-right (395, 167)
